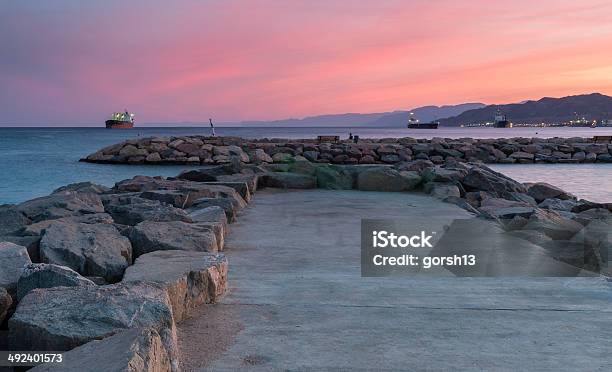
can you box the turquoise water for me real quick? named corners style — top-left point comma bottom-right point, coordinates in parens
top-left (0, 126), bottom-right (611, 204)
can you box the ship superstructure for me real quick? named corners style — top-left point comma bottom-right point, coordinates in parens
top-left (106, 111), bottom-right (135, 129)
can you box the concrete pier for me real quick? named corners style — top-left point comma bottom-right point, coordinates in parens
top-left (178, 189), bottom-right (612, 371)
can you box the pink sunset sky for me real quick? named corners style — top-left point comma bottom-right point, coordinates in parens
top-left (1, 0), bottom-right (612, 125)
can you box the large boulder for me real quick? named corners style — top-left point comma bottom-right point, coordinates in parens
top-left (123, 251), bottom-right (228, 322)
top-left (423, 182), bottom-right (461, 199)
top-left (16, 263), bottom-right (95, 301)
top-left (30, 328), bottom-right (171, 372)
top-left (176, 165), bottom-right (233, 182)
top-left (40, 222), bottom-right (132, 283)
top-left (188, 206), bottom-right (228, 228)
top-left (103, 195), bottom-right (192, 226)
top-left (21, 213), bottom-right (114, 236)
top-left (249, 148), bottom-right (273, 164)
top-left (395, 159), bottom-right (434, 172)
top-left (189, 191), bottom-right (246, 222)
top-left (9, 283), bottom-right (178, 369)
top-left (0, 287), bottom-right (11, 324)
top-left (522, 209), bottom-right (584, 240)
top-left (16, 192), bottom-right (104, 222)
top-left (538, 198), bottom-right (579, 212)
top-left (264, 172), bottom-right (316, 189)
top-left (0, 242), bottom-right (32, 296)
top-left (201, 182), bottom-right (251, 203)
top-left (478, 198), bottom-right (535, 219)
top-left (52, 182), bottom-right (110, 195)
top-left (356, 167), bottom-right (421, 192)
top-left (526, 182), bottom-right (575, 202)
top-left (0, 205), bottom-right (31, 235)
top-left (461, 166), bottom-right (526, 197)
top-left (421, 167), bottom-right (467, 183)
top-left (315, 166), bottom-right (354, 190)
top-left (216, 173), bottom-right (260, 194)
top-left (128, 221), bottom-right (218, 258)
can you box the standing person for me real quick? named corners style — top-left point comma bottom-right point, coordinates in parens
top-left (209, 118), bottom-right (216, 137)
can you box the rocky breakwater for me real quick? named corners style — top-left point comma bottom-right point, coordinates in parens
top-left (2, 151), bottom-right (611, 370)
top-left (0, 164), bottom-right (261, 371)
top-left (257, 157), bottom-right (611, 275)
top-left (82, 135), bottom-right (612, 166)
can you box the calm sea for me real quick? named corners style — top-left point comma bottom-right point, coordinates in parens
top-left (0, 126), bottom-right (611, 204)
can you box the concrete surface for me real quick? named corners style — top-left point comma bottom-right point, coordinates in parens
top-left (178, 189), bottom-right (612, 371)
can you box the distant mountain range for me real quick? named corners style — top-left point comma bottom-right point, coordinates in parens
top-left (150, 92), bottom-right (612, 128)
top-left (220, 102), bottom-right (485, 127)
top-left (439, 93), bottom-right (612, 126)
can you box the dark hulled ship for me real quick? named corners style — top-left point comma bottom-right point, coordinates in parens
top-left (106, 111), bottom-right (135, 129)
top-left (407, 113), bottom-right (439, 129)
top-left (494, 110), bottom-right (512, 128)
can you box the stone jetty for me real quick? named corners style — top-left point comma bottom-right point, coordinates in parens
top-left (82, 135), bottom-right (612, 165)
top-left (2, 147), bottom-right (611, 370)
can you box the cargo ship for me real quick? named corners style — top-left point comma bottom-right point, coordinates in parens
top-left (494, 110), bottom-right (512, 128)
top-left (106, 111), bottom-right (135, 129)
top-left (407, 113), bottom-right (439, 129)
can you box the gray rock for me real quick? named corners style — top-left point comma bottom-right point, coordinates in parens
top-left (302, 150), bottom-right (319, 162)
top-left (9, 282), bottom-right (178, 369)
top-left (176, 165), bottom-right (233, 182)
top-left (0, 287), bottom-right (11, 324)
top-left (30, 328), bottom-right (171, 372)
top-left (477, 198), bottom-right (535, 219)
top-left (0, 234), bottom-right (41, 263)
top-left (40, 222), bottom-right (132, 283)
top-left (538, 198), bottom-right (579, 212)
top-left (21, 213), bottom-right (114, 236)
top-left (424, 182), bottom-right (461, 199)
top-left (507, 192), bottom-right (538, 206)
top-left (288, 160), bottom-right (318, 175)
top-left (17, 192), bottom-right (104, 223)
top-left (249, 148), bottom-right (273, 163)
top-left (272, 153), bottom-right (293, 163)
top-left (395, 159), bottom-right (434, 172)
top-left (522, 209), bottom-right (584, 240)
top-left (315, 166), bottom-right (354, 190)
top-left (509, 151), bottom-right (534, 161)
top-left (216, 173), bottom-right (260, 194)
top-left (461, 166), bottom-right (526, 197)
top-left (52, 182), bottom-right (110, 195)
top-left (421, 167), bottom-right (467, 183)
top-left (526, 182), bottom-right (575, 202)
top-left (145, 152), bottom-right (162, 162)
top-left (0, 242), bottom-right (32, 295)
top-left (0, 205), bottom-right (31, 235)
top-left (16, 263), bottom-right (95, 301)
top-left (103, 195), bottom-right (192, 226)
top-left (264, 172), bottom-right (317, 189)
top-left (201, 182), bottom-right (251, 203)
top-left (129, 221), bottom-right (218, 258)
top-left (188, 198), bottom-right (241, 223)
top-left (356, 167), bottom-right (421, 192)
top-left (506, 229), bottom-right (552, 246)
top-left (188, 206), bottom-right (228, 226)
top-left (123, 251), bottom-right (228, 322)
top-left (574, 208), bottom-right (611, 225)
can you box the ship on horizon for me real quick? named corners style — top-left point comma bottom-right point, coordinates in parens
top-left (106, 110), bottom-right (135, 129)
top-left (407, 112), bottom-right (439, 129)
top-left (494, 109), bottom-right (512, 128)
